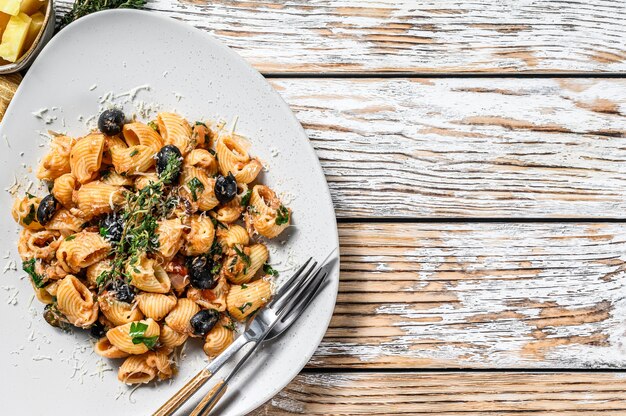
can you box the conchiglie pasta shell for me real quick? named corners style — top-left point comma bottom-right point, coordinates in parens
top-left (86, 259), bottom-right (112, 288)
top-left (106, 318), bottom-right (160, 355)
top-left (101, 170), bottom-right (134, 186)
top-left (17, 229), bottom-right (61, 262)
top-left (164, 298), bottom-right (200, 334)
top-left (55, 231), bottom-right (110, 273)
top-left (160, 324), bottom-right (188, 349)
top-left (185, 148), bottom-right (217, 174)
top-left (134, 172), bottom-right (159, 190)
top-left (56, 275), bottom-right (99, 328)
top-left (110, 144), bottom-right (156, 175)
top-left (187, 276), bottom-right (229, 312)
top-left (227, 243), bottom-right (268, 285)
top-left (31, 278), bottom-right (53, 304)
top-left (70, 134), bottom-right (105, 184)
top-left (37, 135), bottom-right (75, 180)
top-left (118, 351), bottom-right (172, 384)
top-left (99, 295), bottom-right (144, 326)
top-left (157, 112), bottom-right (193, 155)
top-left (123, 122), bottom-right (164, 152)
top-left (156, 218), bottom-right (185, 261)
top-left (127, 255), bottom-right (171, 294)
top-left (216, 135), bottom-right (262, 183)
top-left (12, 195), bottom-right (42, 230)
top-left (51, 173), bottom-right (77, 208)
top-left (248, 185), bottom-right (290, 238)
top-left (203, 316), bottom-right (235, 358)
top-left (182, 215), bottom-right (214, 256)
top-left (137, 293), bottom-right (177, 321)
top-left (46, 209), bottom-right (85, 234)
top-left (227, 279), bottom-right (271, 321)
top-left (72, 181), bottom-right (124, 219)
top-left (94, 337), bottom-right (130, 359)
top-left (217, 224), bottom-right (250, 248)
top-left (180, 166), bottom-right (218, 211)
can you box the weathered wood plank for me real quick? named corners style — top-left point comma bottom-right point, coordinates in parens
top-left (54, 0), bottom-right (626, 73)
top-left (251, 372), bottom-right (626, 415)
top-left (272, 78), bottom-right (626, 218)
top-left (310, 223), bottom-right (626, 368)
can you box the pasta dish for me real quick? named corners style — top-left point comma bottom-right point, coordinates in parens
top-left (11, 109), bottom-right (291, 384)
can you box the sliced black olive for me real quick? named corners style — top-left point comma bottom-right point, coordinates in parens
top-left (188, 256), bottom-right (219, 290)
top-left (214, 172), bottom-right (237, 204)
top-left (190, 309), bottom-right (220, 337)
top-left (98, 108), bottom-right (125, 136)
top-left (114, 281), bottom-right (136, 303)
top-left (156, 145), bottom-right (182, 184)
top-left (100, 212), bottom-right (124, 242)
top-left (36, 194), bottom-right (59, 225)
top-left (89, 321), bottom-right (106, 338)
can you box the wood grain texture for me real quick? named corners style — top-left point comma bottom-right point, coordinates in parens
top-left (54, 0), bottom-right (626, 73)
top-left (310, 222), bottom-right (626, 368)
top-left (251, 372), bottom-right (626, 415)
top-left (0, 74), bottom-right (21, 122)
top-left (271, 77), bottom-right (626, 218)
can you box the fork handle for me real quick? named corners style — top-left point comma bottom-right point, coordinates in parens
top-left (189, 379), bottom-right (227, 416)
top-left (153, 368), bottom-right (213, 416)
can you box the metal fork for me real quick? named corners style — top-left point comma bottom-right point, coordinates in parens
top-left (189, 261), bottom-right (332, 416)
top-left (153, 255), bottom-right (332, 416)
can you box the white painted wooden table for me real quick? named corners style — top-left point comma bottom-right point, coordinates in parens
top-left (6, 0), bottom-right (626, 414)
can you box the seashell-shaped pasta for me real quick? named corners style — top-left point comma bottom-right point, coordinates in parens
top-left (44, 280), bottom-right (60, 297)
top-left (101, 170), bottom-right (134, 186)
top-left (184, 148), bottom-right (217, 174)
top-left (122, 122), bottom-right (164, 152)
top-left (46, 209), bottom-right (85, 234)
top-left (134, 172), bottom-right (160, 190)
top-left (203, 316), bottom-right (235, 358)
top-left (12, 195), bottom-right (42, 230)
top-left (157, 112), bottom-right (193, 155)
top-left (215, 199), bottom-right (244, 224)
top-left (86, 259), bottom-right (112, 288)
top-left (187, 276), bottom-right (230, 312)
top-left (31, 278), bottom-right (54, 304)
top-left (164, 298), bottom-right (200, 334)
top-left (106, 318), bottom-right (160, 355)
top-left (118, 351), bottom-right (172, 384)
top-left (180, 166), bottom-right (219, 211)
top-left (110, 144), bottom-right (156, 175)
top-left (99, 294), bottom-right (144, 326)
top-left (73, 181), bottom-right (125, 219)
top-left (70, 133), bottom-right (105, 184)
top-left (56, 275), bottom-right (99, 328)
top-left (227, 279), bottom-right (271, 321)
top-left (37, 135), bottom-right (75, 180)
top-left (160, 324), bottom-right (188, 349)
top-left (94, 337), bottom-right (130, 359)
top-left (136, 293), bottom-right (177, 321)
top-left (216, 134), bottom-right (262, 184)
top-left (182, 214), bottom-right (214, 256)
top-left (155, 218), bottom-right (185, 261)
top-left (247, 185), bottom-right (291, 238)
top-left (43, 261), bottom-right (69, 281)
top-left (17, 229), bottom-right (61, 262)
top-left (127, 254), bottom-right (171, 294)
top-left (217, 224), bottom-right (249, 248)
top-left (51, 173), bottom-right (77, 208)
top-left (224, 243), bottom-right (268, 285)
top-left (56, 231), bottom-right (110, 273)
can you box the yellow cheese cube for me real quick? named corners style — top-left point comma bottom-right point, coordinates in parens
top-left (20, 0), bottom-right (45, 15)
top-left (0, 0), bottom-right (21, 16)
top-left (0, 12), bottom-right (31, 62)
top-left (0, 12), bottom-right (10, 37)
top-left (21, 10), bottom-right (41, 53)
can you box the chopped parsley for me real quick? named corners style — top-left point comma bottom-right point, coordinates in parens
top-left (129, 149), bottom-right (139, 157)
top-left (222, 321), bottom-right (236, 331)
top-left (96, 271), bottom-right (108, 286)
top-left (23, 203), bottom-right (36, 225)
top-left (65, 235), bottom-right (76, 241)
top-left (26, 192), bottom-right (36, 199)
top-left (233, 245), bottom-right (251, 274)
top-left (129, 322), bottom-right (158, 349)
top-left (240, 189), bottom-right (252, 207)
top-left (241, 284), bottom-right (248, 289)
top-left (195, 121), bottom-right (207, 127)
top-left (148, 121), bottom-right (159, 132)
top-left (263, 263), bottom-right (279, 277)
top-left (210, 217), bottom-right (228, 230)
top-left (237, 302), bottom-right (252, 314)
top-left (99, 226), bottom-right (108, 238)
top-left (23, 258), bottom-right (45, 288)
top-left (276, 205), bottom-right (289, 225)
top-left (187, 177), bottom-right (205, 202)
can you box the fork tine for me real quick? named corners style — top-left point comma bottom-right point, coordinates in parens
top-left (271, 260), bottom-right (318, 311)
top-left (272, 265), bottom-right (326, 322)
top-left (267, 257), bottom-right (313, 308)
top-left (273, 270), bottom-right (329, 334)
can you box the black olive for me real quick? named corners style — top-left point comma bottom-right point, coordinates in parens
top-left (188, 256), bottom-right (219, 290)
top-left (156, 145), bottom-right (182, 184)
top-left (214, 172), bottom-right (237, 204)
top-left (190, 309), bottom-right (220, 337)
top-left (89, 321), bottom-right (106, 338)
top-left (114, 281), bottom-right (136, 303)
top-left (98, 108), bottom-right (125, 136)
top-left (100, 212), bottom-right (124, 242)
top-left (43, 304), bottom-right (63, 328)
top-left (36, 194), bottom-right (59, 225)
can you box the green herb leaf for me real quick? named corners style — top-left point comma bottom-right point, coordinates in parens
top-left (233, 245), bottom-right (251, 268)
top-left (187, 177), bottom-right (205, 202)
top-left (263, 263), bottom-right (279, 277)
top-left (147, 121), bottom-right (159, 132)
top-left (96, 270), bottom-right (109, 287)
top-left (128, 322), bottom-right (158, 348)
top-left (276, 205), bottom-right (290, 226)
top-left (241, 284), bottom-right (248, 289)
top-left (240, 190), bottom-right (252, 207)
top-left (195, 121), bottom-right (207, 127)
top-left (237, 302), bottom-right (252, 314)
top-left (129, 149), bottom-right (139, 157)
top-left (23, 204), bottom-right (36, 225)
top-left (65, 235), bottom-right (76, 241)
top-left (210, 217), bottom-right (228, 230)
top-left (23, 259), bottom-right (45, 288)
top-left (59, 0), bottom-right (147, 30)
top-left (222, 321), bottom-right (236, 331)
top-left (26, 192), bottom-right (36, 199)
top-left (99, 226), bottom-right (108, 238)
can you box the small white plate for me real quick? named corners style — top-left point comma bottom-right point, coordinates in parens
top-left (0, 10), bottom-right (338, 416)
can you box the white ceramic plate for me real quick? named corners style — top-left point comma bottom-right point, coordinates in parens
top-left (0, 10), bottom-right (338, 416)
